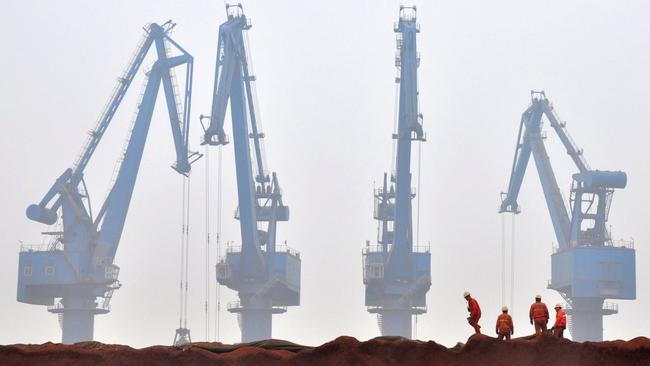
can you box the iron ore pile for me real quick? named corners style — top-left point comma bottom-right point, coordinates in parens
top-left (2, 335), bottom-right (650, 366)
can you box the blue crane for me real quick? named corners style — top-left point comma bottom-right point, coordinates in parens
top-left (18, 21), bottom-right (199, 344)
top-left (500, 91), bottom-right (636, 341)
top-left (201, 4), bottom-right (300, 342)
top-left (363, 6), bottom-right (431, 339)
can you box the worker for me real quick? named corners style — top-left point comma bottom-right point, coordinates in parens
top-left (495, 306), bottom-right (514, 340)
top-left (464, 291), bottom-right (481, 334)
top-left (529, 294), bottom-right (549, 336)
top-left (553, 304), bottom-right (567, 338)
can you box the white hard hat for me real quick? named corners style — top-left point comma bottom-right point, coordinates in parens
top-left (501, 306), bottom-right (508, 312)
top-left (463, 291), bottom-right (471, 298)
top-left (555, 304), bottom-right (562, 309)
top-left (535, 294), bottom-right (542, 299)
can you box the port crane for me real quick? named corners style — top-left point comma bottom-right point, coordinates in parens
top-left (202, 4), bottom-right (300, 342)
top-left (18, 21), bottom-right (199, 344)
top-left (500, 91), bottom-right (636, 341)
top-left (363, 6), bottom-right (431, 339)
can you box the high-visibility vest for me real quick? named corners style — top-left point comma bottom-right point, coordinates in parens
top-left (468, 298), bottom-right (481, 318)
top-left (496, 313), bottom-right (513, 333)
top-left (555, 309), bottom-right (567, 327)
top-left (529, 302), bottom-right (549, 320)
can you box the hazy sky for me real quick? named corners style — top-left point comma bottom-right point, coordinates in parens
top-left (1, 0), bottom-right (649, 347)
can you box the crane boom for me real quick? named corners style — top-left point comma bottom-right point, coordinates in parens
top-left (540, 98), bottom-right (590, 173)
top-left (18, 21), bottom-right (198, 344)
top-left (501, 96), bottom-right (571, 247)
top-left (71, 33), bottom-right (156, 184)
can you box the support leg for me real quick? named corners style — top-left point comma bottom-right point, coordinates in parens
top-left (381, 311), bottom-right (412, 338)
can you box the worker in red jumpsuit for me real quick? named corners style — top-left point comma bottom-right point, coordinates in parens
top-left (553, 304), bottom-right (567, 338)
top-left (529, 294), bottom-right (549, 336)
top-left (464, 291), bottom-right (481, 334)
top-left (495, 306), bottom-right (514, 340)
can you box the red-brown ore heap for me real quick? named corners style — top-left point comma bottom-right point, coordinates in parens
top-left (1, 334), bottom-right (649, 366)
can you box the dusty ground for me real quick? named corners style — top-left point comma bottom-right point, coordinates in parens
top-left (1, 334), bottom-right (649, 366)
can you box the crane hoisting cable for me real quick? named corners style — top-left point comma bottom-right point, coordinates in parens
top-left (173, 175), bottom-right (193, 346)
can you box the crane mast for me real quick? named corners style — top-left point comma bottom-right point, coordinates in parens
top-left (363, 6), bottom-right (431, 339)
top-left (500, 91), bottom-right (636, 341)
top-left (18, 21), bottom-right (198, 344)
top-left (203, 4), bottom-right (300, 342)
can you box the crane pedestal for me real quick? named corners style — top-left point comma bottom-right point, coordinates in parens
top-left (369, 307), bottom-right (426, 338)
top-left (227, 299), bottom-right (288, 342)
top-left (61, 316), bottom-right (93, 344)
top-left (218, 247), bottom-right (300, 342)
top-left (567, 298), bottom-right (612, 342)
top-left (378, 311), bottom-right (411, 338)
top-left (48, 295), bottom-right (109, 344)
top-left (240, 309), bottom-right (272, 342)
top-left (228, 301), bottom-right (287, 343)
top-left (364, 248), bottom-right (430, 339)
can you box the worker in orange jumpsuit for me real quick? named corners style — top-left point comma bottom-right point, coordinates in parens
top-left (529, 294), bottom-right (549, 336)
top-left (495, 306), bottom-right (514, 340)
top-left (464, 291), bottom-right (481, 334)
top-left (553, 304), bottom-right (567, 338)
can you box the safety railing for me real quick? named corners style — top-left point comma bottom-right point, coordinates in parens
top-left (47, 296), bottom-right (114, 314)
top-left (20, 244), bottom-right (48, 252)
top-left (374, 186), bottom-right (396, 197)
top-left (104, 264), bottom-right (120, 281)
top-left (225, 245), bottom-right (242, 254)
top-left (561, 301), bottom-right (618, 314)
top-left (47, 299), bottom-right (64, 313)
top-left (223, 243), bottom-right (300, 257)
top-left (553, 237), bottom-right (634, 252)
top-left (367, 305), bottom-right (427, 313)
top-left (363, 243), bottom-right (430, 255)
top-left (226, 301), bottom-right (241, 311)
top-left (227, 300), bottom-right (287, 312)
top-left (275, 244), bottom-right (300, 258)
top-left (98, 292), bottom-right (114, 312)
top-left (20, 243), bottom-right (63, 252)
top-left (602, 302), bottom-right (619, 313)
top-left (363, 245), bottom-right (385, 255)
top-left (608, 238), bottom-right (634, 249)
top-left (412, 244), bottom-right (430, 253)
